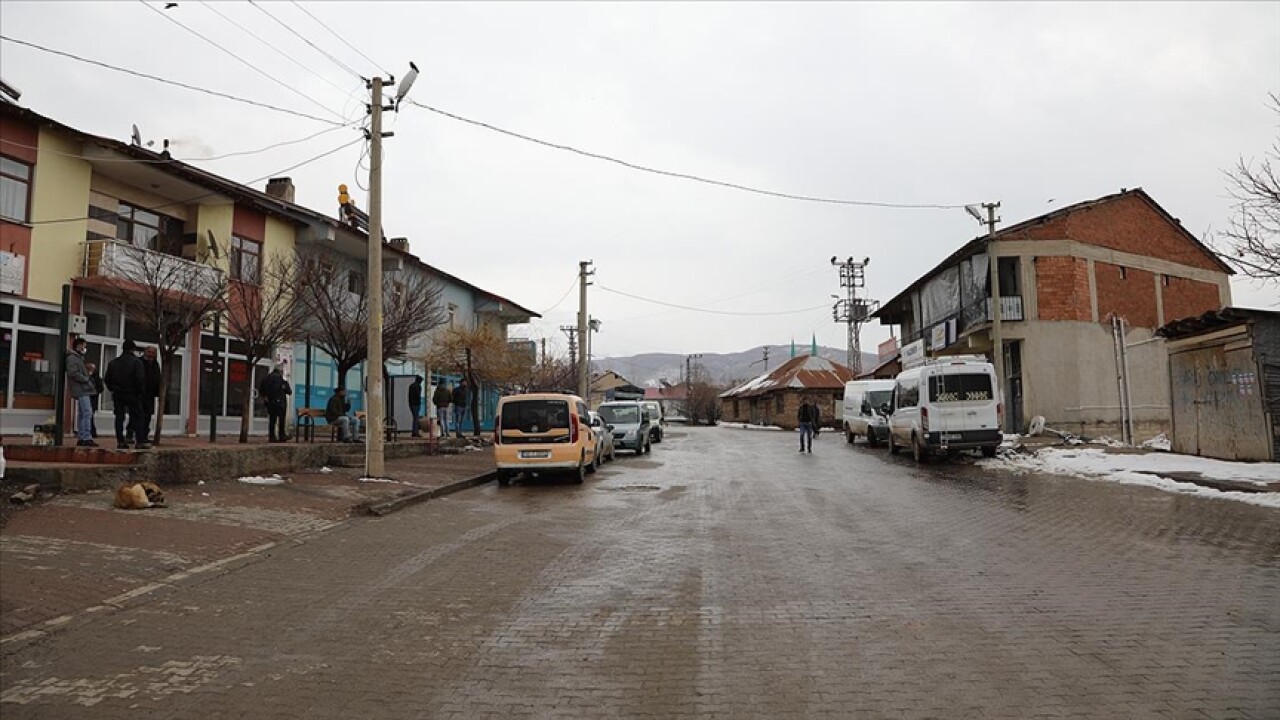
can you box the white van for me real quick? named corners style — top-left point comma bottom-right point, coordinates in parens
top-left (887, 356), bottom-right (1002, 461)
top-left (841, 379), bottom-right (895, 446)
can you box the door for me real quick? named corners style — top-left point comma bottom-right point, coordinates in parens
top-left (1170, 344), bottom-right (1269, 460)
top-left (1003, 341), bottom-right (1024, 433)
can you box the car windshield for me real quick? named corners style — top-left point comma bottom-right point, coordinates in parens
top-left (928, 373), bottom-right (993, 402)
top-left (866, 390), bottom-right (893, 408)
top-left (599, 405), bottom-right (639, 425)
top-left (500, 400), bottom-right (570, 432)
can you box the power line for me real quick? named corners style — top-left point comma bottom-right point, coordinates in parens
top-left (539, 275), bottom-right (581, 315)
top-left (598, 285), bottom-right (831, 317)
top-left (289, 0), bottom-right (390, 78)
top-left (196, 0), bottom-right (354, 102)
top-left (0, 35), bottom-right (344, 127)
top-left (137, 0), bottom-right (346, 122)
top-left (0, 124), bottom-right (357, 164)
top-left (24, 137), bottom-right (364, 226)
top-left (617, 261), bottom-right (831, 322)
top-left (405, 99), bottom-right (970, 210)
top-left (248, 0), bottom-right (366, 82)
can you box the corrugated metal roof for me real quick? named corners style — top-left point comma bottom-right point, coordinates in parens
top-left (720, 354), bottom-right (856, 399)
top-left (1156, 307), bottom-right (1280, 340)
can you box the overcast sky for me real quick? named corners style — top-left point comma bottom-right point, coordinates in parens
top-left (2, 2), bottom-right (1276, 359)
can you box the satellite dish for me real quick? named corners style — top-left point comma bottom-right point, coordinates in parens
top-left (205, 229), bottom-right (221, 259)
top-left (131, 124), bottom-right (142, 146)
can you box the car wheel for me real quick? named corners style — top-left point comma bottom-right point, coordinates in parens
top-left (644, 439), bottom-right (652, 455)
top-left (496, 471), bottom-right (511, 487)
top-left (574, 457), bottom-right (586, 484)
top-left (889, 432), bottom-right (901, 455)
top-left (845, 425), bottom-right (854, 444)
top-left (912, 433), bottom-right (927, 463)
top-left (981, 445), bottom-right (998, 458)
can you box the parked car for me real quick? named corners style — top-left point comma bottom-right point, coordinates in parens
top-left (597, 401), bottom-right (653, 455)
top-left (640, 400), bottom-right (665, 443)
top-left (886, 356), bottom-right (1002, 462)
top-left (494, 393), bottom-right (599, 485)
top-left (841, 379), bottom-right (895, 446)
top-left (588, 411), bottom-right (616, 464)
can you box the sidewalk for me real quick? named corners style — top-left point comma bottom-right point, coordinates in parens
top-left (0, 449), bottom-right (495, 642)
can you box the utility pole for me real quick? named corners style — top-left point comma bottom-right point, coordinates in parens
top-left (983, 202), bottom-right (1005, 431)
top-left (831, 257), bottom-right (877, 376)
top-left (364, 75), bottom-right (389, 478)
top-left (560, 325), bottom-right (578, 391)
top-left (576, 260), bottom-right (594, 399)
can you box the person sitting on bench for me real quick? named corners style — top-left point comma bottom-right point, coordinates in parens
top-left (326, 387), bottom-right (360, 443)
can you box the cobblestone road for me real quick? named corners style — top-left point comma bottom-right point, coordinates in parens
top-left (2, 427), bottom-right (1277, 718)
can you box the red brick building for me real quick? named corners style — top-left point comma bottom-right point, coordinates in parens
top-left (720, 354), bottom-right (855, 429)
top-left (873, 189), bottom-right (1233, 439)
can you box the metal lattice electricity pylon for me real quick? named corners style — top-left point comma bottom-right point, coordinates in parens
top-left (831, 256), bottom-right (878, 376)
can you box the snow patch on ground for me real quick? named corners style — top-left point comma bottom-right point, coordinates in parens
top-left (981, 448), bottom-right (1280, 509)
top-left (357, 477), bottom-right (407, 484)
top-left (1141, 433), bottom-right (1172, 451)
top-left (718, 422), bottom-right (784, 432)
top-left (237, 475), bottom-right (287, 486)
top-left (319, 467), bottom-right (334, 474)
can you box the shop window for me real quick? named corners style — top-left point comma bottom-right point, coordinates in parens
top-left (199, 353), bottom-right (225, 416)
top-left (12, 330), bottom-right (59, 409)
top-left (18, 306), bottom-right (60, 329)
top-left (0, 302), bottom-right (12, 321)
top-left (0, 156), bottom-right (32, 223)
top-left (0, 326), bottom-right (11, 409)
top-left (83, 298), bottom-right (123, 338)
top-left (161, 355), bottom-right (183, 416)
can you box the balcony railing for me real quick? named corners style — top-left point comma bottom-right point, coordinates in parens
top-left (82, 240), bottom-right (224, 299)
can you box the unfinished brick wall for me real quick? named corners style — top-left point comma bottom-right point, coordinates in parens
top-left (1035, 257), bottom-right (1092, 321)
top-left (1095, 262), bottom-right (1158, 328)
top-left (1161, 275), bottom-right (1223, 324)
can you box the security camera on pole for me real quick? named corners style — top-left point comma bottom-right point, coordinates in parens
top-left (364, 62), bottom-right (418, 479)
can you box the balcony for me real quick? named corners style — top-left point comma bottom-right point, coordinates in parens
top-left (961, 295), bottom-right (1024, 330)
top-left (81, 239), bottom-right (225, 300)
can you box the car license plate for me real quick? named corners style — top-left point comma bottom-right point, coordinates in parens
top-left (520, 450), bottom-right (551, 459)
top-left (942, 433), bottom-right (964, 441)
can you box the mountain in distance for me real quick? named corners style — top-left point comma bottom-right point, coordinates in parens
top-left (594, 345), bottom-right (881, 388)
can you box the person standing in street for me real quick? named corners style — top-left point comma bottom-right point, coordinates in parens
top-left (87, 361), bottom-right (104, 438)
top-left (452, 379), bottom-right (470, 438)
top-left (259, 366), bottom-right (292, 442)
top-left (408, 375), bottom-right (424, 437)
top-left (139, 345), bottom-right (161, 445)
top-left (432, 380), bottom-right (452, 437)
top-left (65, 338), bottom-right (99, 448)
top-left (104, 339), bottom-right (146, 450)
top-left (797, 397), bottom-right (817, 454)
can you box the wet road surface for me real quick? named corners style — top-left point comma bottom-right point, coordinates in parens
top-left (2, 426), bottom-right (1278, 718)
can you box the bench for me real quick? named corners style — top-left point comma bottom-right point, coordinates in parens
top-left (296, 409), bottom-right (390, 443)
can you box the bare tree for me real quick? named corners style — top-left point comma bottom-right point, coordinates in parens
top-left (92, 240), bottom-right (228, 445)
top-left (1220, 93), bottom-right (1280, 282)
top-left (297, 248), bottom-right (447, 389)
top-left (424, 325), bottom-right (534, 435)
top-left (221, 252), bottom-right (307, 443)
top-left (687, 381), bottom-right (726, 425)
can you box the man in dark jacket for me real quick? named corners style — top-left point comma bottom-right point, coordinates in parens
top-left (797, 397), bottom-right (817, 454)
top-left (259, 366), bottom-right (292, 442)
top-left (452, 379), bottom-right (470, 438)
top-left (325, 387), bottom-right (357, 443)
top-left (408, 375), bottom-right (424, 437)
top-left (65, 338), bottom-right (99, 447)
top-left (139, 345), bottom-right (161, 444)
top-left (103, 339), bottom-right (147, 450)
top-left (432, 381), bottom-right (451, 436)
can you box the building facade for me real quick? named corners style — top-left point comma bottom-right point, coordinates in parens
top-left (873, 189), bottom-right (1233, 440)
top-left (719, 354), bottom-right (855, 429)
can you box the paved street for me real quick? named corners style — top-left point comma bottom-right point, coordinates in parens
top-left (2, 426), bottom-right (1278, 719)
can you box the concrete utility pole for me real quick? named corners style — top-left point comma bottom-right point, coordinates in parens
top-left (364, 76), bottom-right (389, 478)
top-left (576, 260), bottom-right (594, 399)
top-left (831, 257), bottom-right (876, 376)
top-left (983, 202), bottom-right (1006, 432)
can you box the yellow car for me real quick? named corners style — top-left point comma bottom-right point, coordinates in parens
top-left (494, 393), bottom-right (599, 486)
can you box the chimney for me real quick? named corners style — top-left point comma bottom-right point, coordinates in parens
top-left (388, 237), bottom-right (409, 251)
top-left (265, 177), bottom-right (295, 204)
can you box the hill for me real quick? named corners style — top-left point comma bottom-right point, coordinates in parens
top-left (594, 345), bottom-right (880, 387)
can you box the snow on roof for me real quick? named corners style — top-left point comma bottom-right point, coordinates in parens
top-left (720, 354), bottom-right (855, 399)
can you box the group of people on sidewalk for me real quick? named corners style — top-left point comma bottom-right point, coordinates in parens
top-left (419, 377), bottom-right (471, 438)
top-left (65, 338), bottom-right (162, 450)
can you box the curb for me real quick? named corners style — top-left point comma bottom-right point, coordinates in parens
top-left (362, 471), bottom-right (497, 517)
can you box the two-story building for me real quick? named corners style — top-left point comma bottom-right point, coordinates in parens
top-left (872, 189), bottom-right (1233, 440)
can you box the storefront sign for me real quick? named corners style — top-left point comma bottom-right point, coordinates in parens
top-left (0, 251), bottom-right (24, 295)
top-left (901, 339), bottom-right (925, 369)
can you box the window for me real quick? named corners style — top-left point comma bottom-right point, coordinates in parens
top-left (229, 235), bottom-right (261, 284)
top-left (1162, 274), bottom-right (1171, 287)
top-left (117, 202), bottom-right (182, 254)
top-left (0, 156), bottom-right (32, 223)
top-left (447, 302), bottom-right (458, 327)
top-left (347, 270), bottom-right (365, 296)
top-left (895, 379), bottom-right (920, 408)
top-left (1119, 266), bottom-right (1128, 280)
top-left (776, 395), bottom-right (784, 413)
top-left (928, 373), bottom-right (993, 403)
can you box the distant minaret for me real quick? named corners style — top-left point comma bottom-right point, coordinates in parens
top-left (790, 338), bottom-right (796, 358)
top-left (811, 333), bottom-right (818, 357)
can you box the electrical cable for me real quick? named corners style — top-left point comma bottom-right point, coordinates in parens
top-left (137, 0), bottom-right (346, 122)
top-left (0, 123), bottom-right (358, 164)
top-left (617, 261), bottom-right (832, 322)
top-left (405, 99), bottom-right (970, 210)
top-left (196, 0), bottom-right (355, 101)
top-left (248, 0), bottom-right (366, 82)
top-left (538, 276), bottom-right (580, 315)
top-left (597, 285), bottom-right (831, 317)
top-left (289, 0), bottom-right (391, 78)
top-left (0, 35), bottom-right (345, 127)
top-left (24, 137), bottom-right (364, 226)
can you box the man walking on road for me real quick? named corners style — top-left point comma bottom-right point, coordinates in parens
top-left (104, 339), bottom-right (146, 450)
top-left (259, 366), bottom-right (292, 442)
top-left (432, 380), bottom-right (451, 437)
top-left (65, 338), bottom-right (99, 448)
top-left (797, 397), bottom-right (817, 454)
